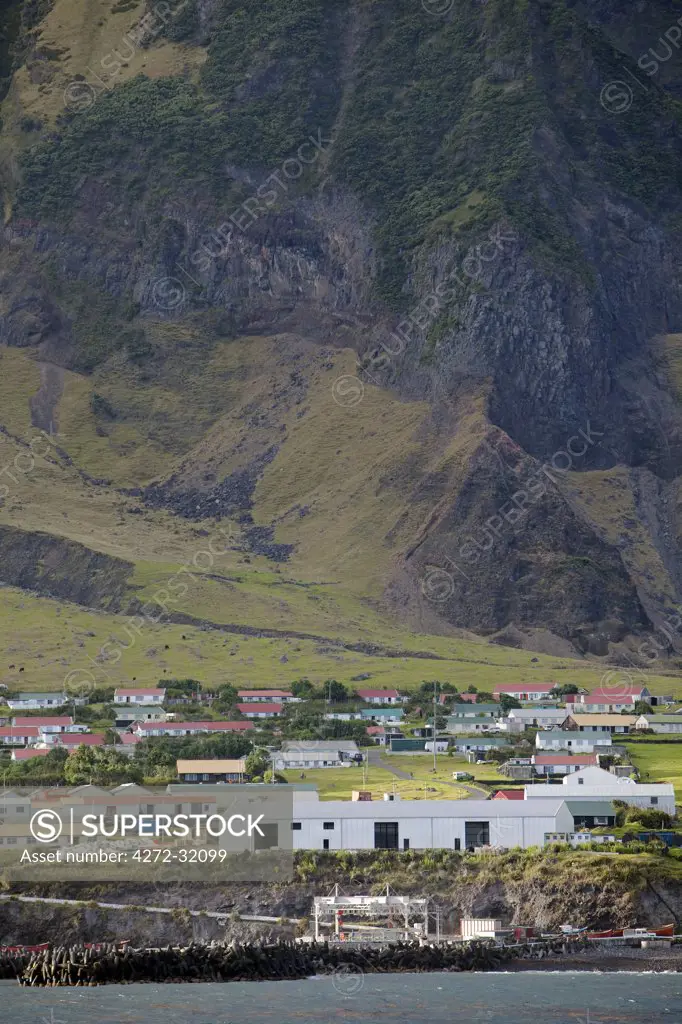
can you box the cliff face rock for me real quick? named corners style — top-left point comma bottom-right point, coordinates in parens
top-left (2, 0), bottom-right (682, 653)
top-left (0, 525), bottom-right (134, 610)
top-left (3, 861), bottom-right (681, 943)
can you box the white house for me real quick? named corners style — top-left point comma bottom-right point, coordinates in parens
top-left (635, 715), bottom-right (682, 735)
top-left (447, 704), bottom-right (501, 719)
top-left (445, 719), bottom-right (501, 734)
top-left (453, 738), bottom-right (509, 754)
top-left (493, 683), bottom-right (556, 702)
top-left (532, 753), bottom-right (600, 776)
top-left (573, 685), bottom-right (648, 714)
top-left (355, 689), bottom-right (404, 705)
top-left (525, 766), bottom-right (676, 814)
top-left (6, 692), bottom-right (67, 710)
top-left (361, 708), bottom-right (404, 723)
top-left (287, 792), bottom-right (574, 851)
top-left (505, 708), bottom-right (567, 731)
top-left (324, 712), bottom-right (363, 721)
top-left (114, 688), bottom-right (165, 705)
top-left (535, 731), bottom-right (612, 753)
top-left (0, 726), bottom-right (40, 746)
top-left (273, 748), bottom-right (356, 770)
top-left (236, 702), bottom-right (282, 719)
top-left (11, 716), bottom-right (88, 735)
top-left (424, 740), bottom-right (450, 753)
top-left (562, 714), bottom-right (638, 735)
top-left (114, 707), bottom-right (168, 725)
top-left (132, 720), bottom-right (254, 738)
top-left (237, 690), bottom-right (298, 704)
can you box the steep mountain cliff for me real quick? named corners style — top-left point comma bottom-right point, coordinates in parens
top-left (2, 0), bottom-right (682, 668)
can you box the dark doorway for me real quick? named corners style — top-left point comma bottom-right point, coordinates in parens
top-left (374, 822), bottom-right (399, 849)
top-left (464, 821), bottom-right (490, 848)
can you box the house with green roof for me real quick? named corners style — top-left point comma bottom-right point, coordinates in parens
top-left (635, 714), bottom-right (682, 734)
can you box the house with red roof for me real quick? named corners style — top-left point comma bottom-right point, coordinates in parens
top-left (237, 689), bottom-right (297, 703)
top-left (493, 683), bottom-right (555, 701)
top-left (355, 689), bottom-right (404, 705)
top-left (12, 716), bottom-right (88, 735)
top-left (0, 726), bottom-right (40, 746)
top-left (492, 789), bottom-right (524, 800)
top-left (575, 684), bottom-right (650, 714)
top-left (117, 733), bottom-right (143, 756)
top-left (114, 687), bottom-right (165, 705)
top-left (11, 747), bottom-right (51, 761)
top-left (236, 702), bottom-right (282, 718)
top-left (532, 752), bottom-right (599, 776)
top-left (47, 733), bottom-right (104, 749)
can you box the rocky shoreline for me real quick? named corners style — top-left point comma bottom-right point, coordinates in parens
top-left (1, 937), bottom-right (680, 986)
top-left (506, 943), bottom-right (682, 973)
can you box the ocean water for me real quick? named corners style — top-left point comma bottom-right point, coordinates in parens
top-left (1, 973), bottom-right (681, 1024)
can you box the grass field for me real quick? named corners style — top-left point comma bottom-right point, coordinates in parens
top-left (623, 741), bottom-right (682, 801)
top-left (2, 325), bottom-right (682, 702)
top-left (379, 753), bottom-right (489, 790)
top-left (280, 764), bottom-right (469, 801)
top-left (4, 583), bottom-right (682, 697)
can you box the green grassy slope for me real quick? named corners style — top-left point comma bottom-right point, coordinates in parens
top-left (2, 0), bottom-right (682, 688)
top-left (2, 584), bottom-right (681, 696)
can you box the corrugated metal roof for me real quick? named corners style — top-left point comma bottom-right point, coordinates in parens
top-left (565, 800), bottom-right (615, 816)
top-left (638, 715), bottom-right (682, 724)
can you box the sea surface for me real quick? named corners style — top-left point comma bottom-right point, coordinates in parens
top-left (1, 973), bottom-right (681, 1024)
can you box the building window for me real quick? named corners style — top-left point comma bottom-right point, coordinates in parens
top-left (454, 838), bottom-right (461, 851)
top-left (578, 778), bottom-right (584, 785)
top-left (464, 821), bottom-right (490, 848)
top-left (323, 822), bottom-right (335, 830)
top-left (403, 838), bottom-right (410, 851)
top-left (291, 822), bottom-right (302, 831)
top-left (323, 839), bottom-right (330, 851)
top-left (374, 822), bottom-right (399, 850)
top-left (651, 797), bottom-right (659, 806)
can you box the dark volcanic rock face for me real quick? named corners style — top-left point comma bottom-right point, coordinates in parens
top-left (3, 0), bottom-right (682, 649)
top-left (133, 447), bottom-right (280, 521)
top-left (0, 525), bottom-right (133, 610)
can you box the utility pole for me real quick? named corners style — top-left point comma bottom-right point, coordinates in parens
top-left (433, 681), bottom-right (437, 772)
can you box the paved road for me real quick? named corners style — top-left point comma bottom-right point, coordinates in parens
top-left (367, 749), bottom-right (489, 799)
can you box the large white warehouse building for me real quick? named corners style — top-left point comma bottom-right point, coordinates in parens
top-left (290, 793), bottom-right (573, 851)
top-left (523, 766), bottom-right (676, 814)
